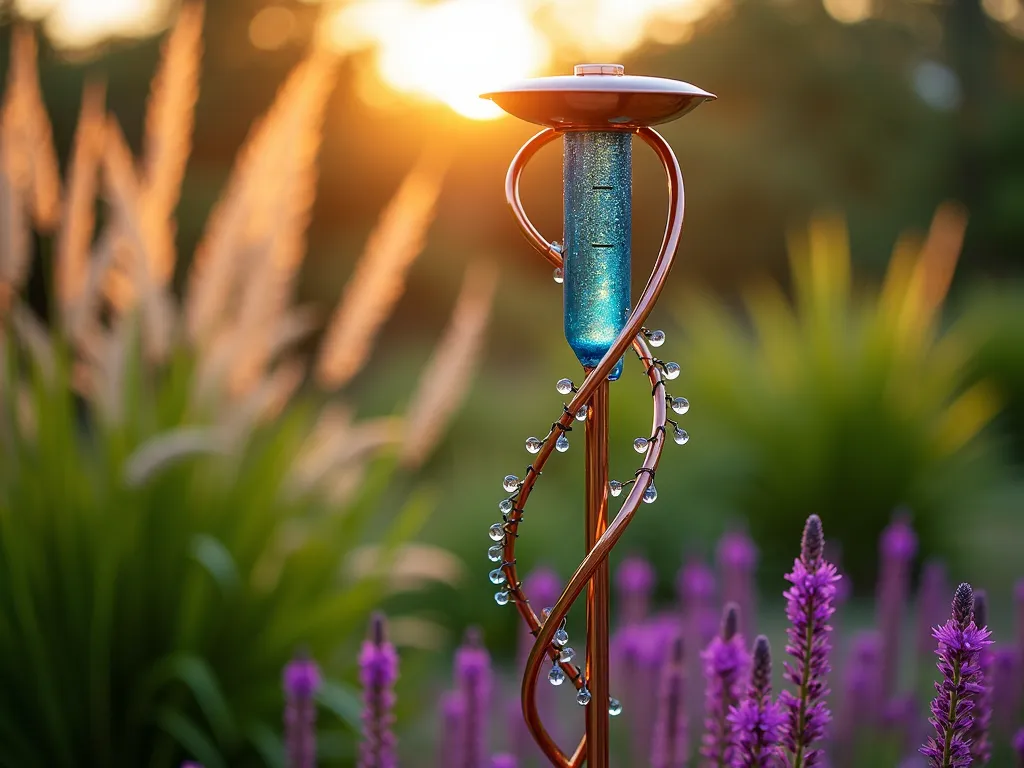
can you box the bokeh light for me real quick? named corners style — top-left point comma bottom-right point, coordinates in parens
top-left (13, 0), bottom-right (171, 49)
top-left (248, 5), bottom-right (297, 51)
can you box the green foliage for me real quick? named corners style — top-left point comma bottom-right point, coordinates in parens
top-left (0, 329), bottom-right (433, 767)
top-left (667, 212), bottom-right (1010, 588)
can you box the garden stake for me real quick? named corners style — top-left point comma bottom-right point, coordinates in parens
top-left (479, 65), bottom-right (715, 767)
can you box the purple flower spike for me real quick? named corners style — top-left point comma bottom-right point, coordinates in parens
top-left (358, 613), bottom-right (398, 768)
top-left (778, 514), bottom-right (840, 768)
top-left (1013, 727), bottom-right (1024, 767)
top-left (878, 512), bottom-right (918, 699)
top-left (490, 754), bottom-right (517, 768)
top-left (516, 569), bottom-right (562, 759)
top-left (728, 634), bottom-right (784, 768)
top-left (616, 556), bottom-right (657, 626)
top-left (284, 651), bottom-right (322, 768)
top-left (455, 628), bottom-right (492, 768)
top-left (966, 591), bottom-right (992, 764)
top-left (438, 691), bottom-right (465, 767)
top-left (717, 530), bottom-right (758, 636)
top-left (836, 630), bottom-right (882, 749)
top-left (991, 646), bottom-right (1020, 731)
top-left (919, 583), bottom-right (993, 768)
top-left (181, 763), bottom-right (203, 768)
top-left (1016, 579), bottom-right (1024, 703)
top-left (651, 634), bottom-right (688, 768)
top-left (917, 561), bottom-right (950, 661)
top-left (701, 603), bottom-right (751, 767)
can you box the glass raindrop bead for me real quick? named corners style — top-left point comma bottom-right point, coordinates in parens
top-left (498, 498), bottom-right (514, 514)
top-left (559, 646), bottom-right (575, 663)
top-left (671, 396), bottom-right (690, 415)
top-left (556, 378), bottom-right (574, 395)
top-left (673, 427), bottom-right (689, 445)
top-left (609, 480), bottom-right (623, 497)
top-left (525, 436), bottom-right (543, 454)
top-left (489, 523), bottom-right (505, 541)
top-left (609, 698), bottom-right (623, 717)
top-left (576, 688), bottom-right (592, 706)
top-left (548, 666), bottom-right (566, 686)
top-left (503, 475), bottom-right (520, 492)
top-left (575, 406), bottom-right (588, 421)
top-left (494, 590), bottom-right (510, 605)
top-left (489, 568), bottom-right (507, 585)
top-left (487, 544), bottom-right (503, 562)
top-left (541, 607), bottom-right (553, 622)
top-left (648, 329), bottom-right (666, 347)
top-left (554, 628), bottom-right (570, 647)
top-left (555, 434), bottom-right (570, 453)
top-left (633, 437), bottom-right (649, 454)
top-left (664, 362), bottom-right (681, 380)
top-left (553, 267), bottom-right (564, 285)
top-left (643, 484), bottom-right (658, 504)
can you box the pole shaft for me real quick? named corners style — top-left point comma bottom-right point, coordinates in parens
top-left (584, 377), bottom-right (611, 767)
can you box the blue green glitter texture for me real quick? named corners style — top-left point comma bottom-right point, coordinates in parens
top-left (563, 131), bottom-right (631, 381)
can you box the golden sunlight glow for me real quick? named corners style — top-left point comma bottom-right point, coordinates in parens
top-left (15, 0), bottom-right (170, 49)
top-left (322, 0), bottom-right (713, 120)
top-left (249, 6), bottom-right (297, 51)
top-left (823, 0), bottom-right (873, 24)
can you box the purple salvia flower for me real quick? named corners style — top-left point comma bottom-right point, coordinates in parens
top-left (835, 630), bottom-right (882, 759)
top-left (966, 590), bottom-right (993, 764)
top-left (490, 754), bottom-right (517, 768)
top-left (181, 763), bottom-right (203, 768)
top-left (438, 691), bottom-right (465, 768)
top-left (919, 583), bottom-right (993, 768)
top-left (728, 634), bottom-right (784, 768)
top-left (358, 614), bottom-right (397, 768)
top-left (628, 615), bottom-right (680, 764)
top-left (778, 514), bottom-right (840, 768)
top-left (651, 634), bottom-right (689, 768)
top-left (515, 569), bottom-right (562, 762)
top-left (284, 651), bottom-right (322, 768)
top-left (1016, 579), bottom-right (1024, 704)
top-left (877, 511), bottom-right (918, 699)
top-left (455, 628), bottom-right (492, 768)
top-left (991, 646), bottom-right (1020, 731)
top-left (681, 557), bottom-right (720, 731)
top-left (701, 603), bottom-right (751, 767)
top-left (917, 561), bottom-right (951, 661)
top-left (1013, 728), bottom-right (1024, 767)
top-left (617, 555), bottom-right (657, 626)
top-left (717, 530), bottom-right (758, 636)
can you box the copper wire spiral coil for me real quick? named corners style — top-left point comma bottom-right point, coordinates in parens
top-left (498, 126), bottom-right (686, 767)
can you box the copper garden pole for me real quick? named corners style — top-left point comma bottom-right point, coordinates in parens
top-left (480, 66), bottom-right (714, 767)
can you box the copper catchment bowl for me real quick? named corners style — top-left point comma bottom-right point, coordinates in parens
top-left (481, 63), bottom-right (716, 130)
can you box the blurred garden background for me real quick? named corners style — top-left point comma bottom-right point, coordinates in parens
top-left (1, 0), bottom-right (1023, 765)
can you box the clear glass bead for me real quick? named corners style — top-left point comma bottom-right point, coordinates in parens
top-left (648, 329), bottom-right (666, 347)
top-left (525, 436), bottom-right (543, 454)
top-left (671, 396), bottom-right (690, 415)
top-left (556, 378), bottom-right (574, 395)
top-left (499, 498), bottom-right (514, 515)
top-left (541, 607), bottom-right (553, 622)
top-left (643, 484), bottom-right (658, 504)
top-left (489, 523), bottom-right (505, 542)
top-left (494, 590), bottom-right (510, 605)
top-left (609, 480), bottom-right (623, 497)
top-left (489, 568), bottom-right (507, 585)
top-left (553, 267), bottom-right (564, 285)
top-left (576, 687), bottom-right (592, 706)
top-left (609, 698), bottom-right (622, 717)
top-left (488, 544), bottom-right (503, 562)
top-left (548, 666), bottom-right (566, 686)
top-left (503, 475), bottom-right (520, 493)
top-left (673, 427), bottom-right (689, 445)
top-left (559, 646), bottom-right (575, 663)
top-left (555, 434), bottom-right (570, 453)
top-left (554, 628), bottom-right (569, 647)
top-left (575, 405), bottom-right (588, 422)
top-left (633, 437), bottom-right (649, 454)
top-left (664, 361), bottom-right (681, 380)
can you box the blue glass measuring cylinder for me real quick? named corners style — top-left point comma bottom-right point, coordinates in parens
top-left (563, 131), bottom-right (631, 381)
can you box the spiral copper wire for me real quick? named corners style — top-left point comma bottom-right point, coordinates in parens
top-left (497, 126), bottom-right (685, 767)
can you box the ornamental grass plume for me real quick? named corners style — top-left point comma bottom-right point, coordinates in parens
top-left (617, 555), bottom-right (657, 626)
top-left (717, 530), bottom-right (758, 636)
top-left (284, 651), bottom-right (322, 768)
top-left (920, 583), bottom-right (992, 768)
top-left (779, 514), bottom-right (840, 768)
top-left (728, 634), bottom-right (784, 768)
top-left (651, 634), bottom-right (689, 768)
top-left (701, 603), bottom-right (751, 767)
top-left (455, 628), bottom-right (492, 768)
top-left (878, 512), bottom-right (918, 698)
top-left (966, 590), bottom-right (993, 764)
top-left (359, 613), bottom-right (399, 768)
